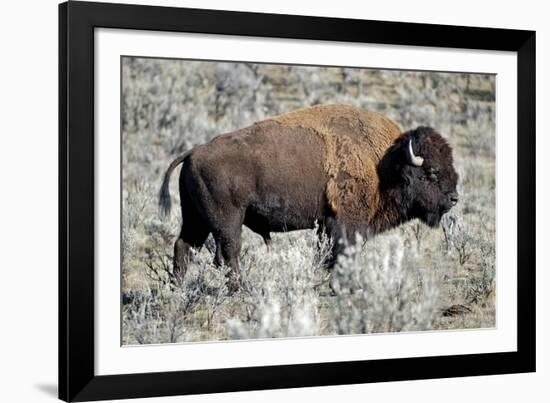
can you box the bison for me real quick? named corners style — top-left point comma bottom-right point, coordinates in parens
top-left (159, 104), bottom-right (458, 288)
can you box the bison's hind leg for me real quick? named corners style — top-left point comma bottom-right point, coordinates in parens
top-left (173, 207), bottom-right (211, 283)
top-left (210, 210), bottom-right (245, 292)
top-left (173, 226), bottom-right (210, 279)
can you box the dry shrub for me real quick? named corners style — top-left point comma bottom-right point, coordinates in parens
top-left (331, 234), bottom-right (439, 335)
top-left (227, 226), bottom-right (330, 339)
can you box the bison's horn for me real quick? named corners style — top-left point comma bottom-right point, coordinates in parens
top-left (407, 139), bottom-right (424, 167)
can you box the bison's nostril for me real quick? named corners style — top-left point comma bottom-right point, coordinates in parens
top-left (449, 193), bottom-right (459, 205)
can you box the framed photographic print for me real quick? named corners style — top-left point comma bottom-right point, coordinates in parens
top-left (59, 1), bottom-right (535, 401)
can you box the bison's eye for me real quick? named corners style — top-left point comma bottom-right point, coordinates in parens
top-left (427, 167), bottom-right (438, 181)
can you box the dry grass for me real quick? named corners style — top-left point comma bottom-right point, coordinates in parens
top-left (121, 57), bottom-right (496, 344)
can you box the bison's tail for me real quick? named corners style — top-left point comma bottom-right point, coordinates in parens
top-left (159, 151), bottom-right (191, 217)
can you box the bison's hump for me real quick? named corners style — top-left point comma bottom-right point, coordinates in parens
top-left (269, 104), bottom-right (401, 150)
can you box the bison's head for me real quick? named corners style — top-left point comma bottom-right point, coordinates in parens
top-left (379, 127), bottom-right (459, 227)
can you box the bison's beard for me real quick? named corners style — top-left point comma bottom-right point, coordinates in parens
top-left (411, 200), bottom-right (451, 228)
top-left (422, 211), bottom-right (443, 228)
top-left (421, 204), bottom-right (453, 227)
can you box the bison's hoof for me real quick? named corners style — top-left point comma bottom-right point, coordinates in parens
top-left (226, 277), bottom-right (242, 294)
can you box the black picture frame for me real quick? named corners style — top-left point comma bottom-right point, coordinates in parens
top-left (59, 1), bottom-right (536, 401)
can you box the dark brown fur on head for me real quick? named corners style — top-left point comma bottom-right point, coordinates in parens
top-left (376, 126), bottom-right (459, 230)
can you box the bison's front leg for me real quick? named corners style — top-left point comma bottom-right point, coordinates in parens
top-left (323, 218), bottom-right (356, 269)
top-left (324, 219), bottom-right (367, 295)
top-left (324, 218), bottom-right (344, 271)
